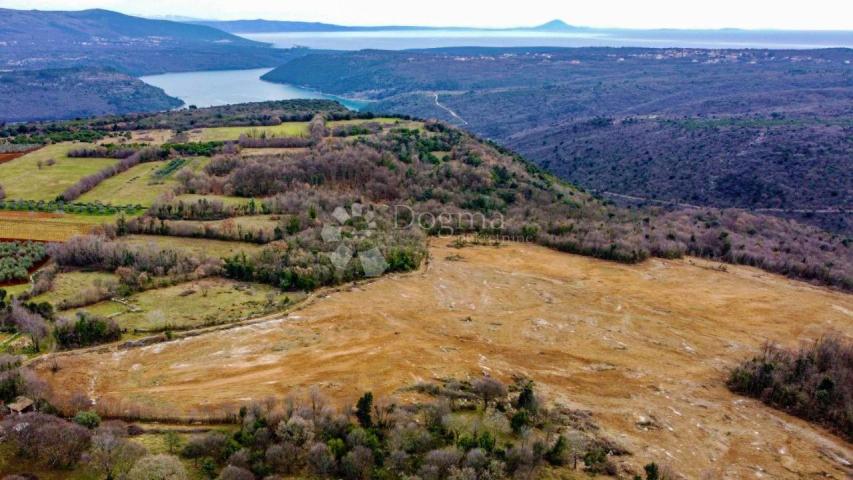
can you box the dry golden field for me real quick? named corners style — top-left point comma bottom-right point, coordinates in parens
top-left (34, 239), bottom-right (853, 478)
top-left (0, 211), bottom-right (107, 241)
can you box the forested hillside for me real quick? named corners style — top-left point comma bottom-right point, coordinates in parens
top-left (0, 67), bottom-right (183, 122)
top-left (263, 47), bottom-right (853, 232)
top-left (2, 101), bottom-right (850, 289)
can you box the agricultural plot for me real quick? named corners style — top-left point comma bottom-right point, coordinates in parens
top-left (187, 122), bottom-right (309, 142)
top-left (117, 235), bottom-right (264, 258)
top-left (0, 211), bottom-right (116, 242)
top-left (73, 277), bottom-right (299, 332)
top-left (0, 146), bottom-right (40, 165)
top-left (327, 117), bottom-right (407, 127)
top-left (0, 143), bottom-right (117, 200)
top-left (240, 147), bottom-right (309, 157)
top-left (78, 157), bottom-right (204, 206)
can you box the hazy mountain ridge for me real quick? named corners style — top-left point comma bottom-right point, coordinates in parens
top-left (188, 18), bottom-right (578, 33)
top-left (0, 8), bottom-right (260, 45)
top-left (0, 8), bottom-right (293, 75)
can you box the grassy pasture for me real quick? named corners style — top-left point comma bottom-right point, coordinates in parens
top-left (327, 117), bottom-right (405, 127)
top-left (187, 122), bottom-right (309, 142)
top-left (31, 271), bottom-right (118, 308)
top-left (78, 161), bottom-right (172, 205)
top-left (2, 283), bottom-right (31, 298)
top-left (0, 143), bottom-right (117, 200)
top-left (74, 277), bottom-right (299, 332)
top-left (78, 157), bottom-right (206, 206)
top-left (240, 147), bottom-right (309, 157)
top-left (117, 235), bottom-right (264, 258)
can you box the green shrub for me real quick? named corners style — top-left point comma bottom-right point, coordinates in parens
top-left (73, 410), bottom-right (101, 429)
top-left (53, 311), bottom-right (121, 349)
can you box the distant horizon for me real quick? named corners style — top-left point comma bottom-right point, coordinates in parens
top-left (1, 0), bottom-right (851, 31)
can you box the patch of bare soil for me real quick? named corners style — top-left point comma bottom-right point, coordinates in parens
top-left (0, 211), bottom-right (62, 219)
top-left (0, 147), bottom-right (40, 165)
top-left (35, 240), bottom-right (853, 478)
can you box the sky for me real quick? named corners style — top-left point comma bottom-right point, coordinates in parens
top-left (1, 0), bottom-right (851, 30)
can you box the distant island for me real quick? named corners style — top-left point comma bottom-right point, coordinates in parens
top-left (188, 18), bottom-right (580, 34)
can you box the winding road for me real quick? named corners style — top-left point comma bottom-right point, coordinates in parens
top-left (432, 92), bottom-right (468, 125)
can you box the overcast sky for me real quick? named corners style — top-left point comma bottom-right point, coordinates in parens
top-left (1, 0), bottom-right (851, 30)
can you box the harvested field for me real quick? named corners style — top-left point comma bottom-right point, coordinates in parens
top-left (0, 211), bottom-right (116, 241)
top-left (34, 240), bottom-right (853, 478)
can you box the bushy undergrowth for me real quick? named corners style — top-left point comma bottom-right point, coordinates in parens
top-left (48, 234), bottom-right (222, 292)
top-left (0, 373), bottom-right (680, 479)
top-left (0, 198), bottom-right (144, 215)
top-left (53, 311), bottom-right (121, 349)
top-left (728, 335), bottom-right (852, 441)
top-left (171, 378), bottom-right (629, 479)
